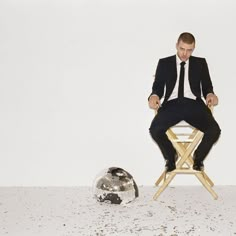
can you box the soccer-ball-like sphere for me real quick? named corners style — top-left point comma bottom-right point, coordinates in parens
top-left (93, 167), bottom-right (139, 204)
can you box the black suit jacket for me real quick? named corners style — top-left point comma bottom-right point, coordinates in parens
top-left (149, 55), bottom-right (214, 104)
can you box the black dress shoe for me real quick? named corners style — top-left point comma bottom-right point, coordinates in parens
top-left (165, 159), bottom-right (176, 172)
top-left (193, 160), bottom-right (204, 171)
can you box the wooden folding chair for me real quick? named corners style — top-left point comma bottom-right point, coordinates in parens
top-left (153, 107), bottom-right (218, 200)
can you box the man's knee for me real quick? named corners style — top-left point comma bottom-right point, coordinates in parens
top-left (214, 125), bottom-right (221, 141)
top-left (209, 123), bottom-right (221, 142)
top-left (149, 125), bottom-right (166, 140)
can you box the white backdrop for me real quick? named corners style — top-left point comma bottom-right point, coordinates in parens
top-left (0, 0), bottom-right (235, 186)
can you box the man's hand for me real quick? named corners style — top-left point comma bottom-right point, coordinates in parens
top-left (206, 93), bottom-right (218, 106)
top-left (148, 95), bottom-right (161, 110)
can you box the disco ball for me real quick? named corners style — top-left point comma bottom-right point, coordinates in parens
top-left (93, 167), bottom-right (139, 205)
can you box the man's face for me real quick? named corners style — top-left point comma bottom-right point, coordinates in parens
top-left (176, 40), bottom-right (195, 61)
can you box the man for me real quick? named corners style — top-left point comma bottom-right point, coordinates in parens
top-left (148, 32), bottom-right (221, 172)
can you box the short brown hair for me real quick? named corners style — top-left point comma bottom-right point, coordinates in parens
top-left (177, 32), bottom-right (195, 44)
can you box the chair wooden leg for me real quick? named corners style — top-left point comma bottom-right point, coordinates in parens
top-left (155, 171), bottom-right (166, 186)
top-left (195, 172), bottom-right (218, 199)
top-left (202, 171), bottom-right (214, 187)
top-left (153, 172), bottom-right (176, 200)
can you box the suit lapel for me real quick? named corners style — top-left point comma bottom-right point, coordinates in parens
top-left (188, 56), bottom-right (198, 96)
top-left (164, 56), bottom-right (177, 101)
top-left (172, 55), bottom-right (177, 79)
top-left (163, 55), bottom-right (178, 103)
top-left (170, 55), bottom-right (177, 89)
top-left (189, 56), bottom-right (194, 82)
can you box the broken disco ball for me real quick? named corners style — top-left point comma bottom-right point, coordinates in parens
top-left (93, 167), bottom-right (139, 204)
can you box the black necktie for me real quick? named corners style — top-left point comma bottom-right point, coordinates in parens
top-left (178, 61), bottom-right (186, 98)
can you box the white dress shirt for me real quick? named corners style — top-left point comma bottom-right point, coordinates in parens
top-left (168, 55), bottom-right (196, 101)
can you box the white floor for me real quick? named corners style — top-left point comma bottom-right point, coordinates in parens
top-left (0, 186), bottom-right (236, 236)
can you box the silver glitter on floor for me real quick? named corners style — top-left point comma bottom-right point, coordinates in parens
top-left (0, 186), bottom-right (235, 236)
